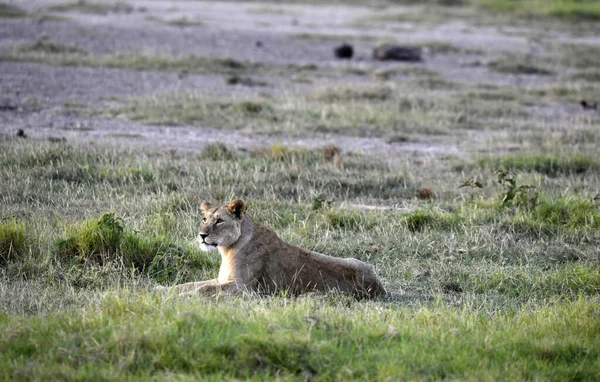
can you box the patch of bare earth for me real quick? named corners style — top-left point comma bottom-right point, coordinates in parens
top-left (1, 0), bottom-right (598, 163)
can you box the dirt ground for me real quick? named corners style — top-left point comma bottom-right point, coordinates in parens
top-left (1, 0), bottom-right (598, 161)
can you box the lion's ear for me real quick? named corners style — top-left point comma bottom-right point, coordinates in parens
top-left (201, 201), bottom-right (212, 212)
top-left (228, 199), bottom-right (247, 219)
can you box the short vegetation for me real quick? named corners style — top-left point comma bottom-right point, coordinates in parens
top-left (1, 0), bottom-right (600, 379)
top-left (1, 137), bottom-right (600, 378)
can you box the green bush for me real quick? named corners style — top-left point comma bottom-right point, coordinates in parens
top-left (55, 213), bottom-right (217, 282)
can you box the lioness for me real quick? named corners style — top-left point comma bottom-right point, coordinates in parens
top-left (171, 199), bottom-right (386, 298)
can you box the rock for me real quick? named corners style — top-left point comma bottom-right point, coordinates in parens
top-left (417, 187), bottom-right (435, 200)
top-left (0, 100), bottom-right (18, 111)
top-left (581, 100), bottom-right (598, 110)
top-left (373, 45), bottom-right (422, 62)
top-left (334, 43), bottom-right (353, 59)
top-left (16, 129), bottom-right (27, 138)
top-left (416, 269), bottom-right (431, 278)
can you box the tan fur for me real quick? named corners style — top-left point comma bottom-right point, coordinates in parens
top-left (172, 199), bottom-right (386, 298)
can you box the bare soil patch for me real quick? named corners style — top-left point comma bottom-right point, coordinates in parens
top-left (1, 0), bottom-right (599, 161)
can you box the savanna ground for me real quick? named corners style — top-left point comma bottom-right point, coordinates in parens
top-left (1, 0), bottom-right (600, 379)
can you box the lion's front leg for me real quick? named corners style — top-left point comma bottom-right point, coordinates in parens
top-left (177, 281), bottom-right (242, 297)
top-left (169, 279), bottom-right (219, 294)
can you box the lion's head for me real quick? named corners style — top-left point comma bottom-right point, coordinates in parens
top-left (196, 199), bottom-right (247, 251)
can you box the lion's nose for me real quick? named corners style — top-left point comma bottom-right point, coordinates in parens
top-left (199, 233), bottom-right (208, 241)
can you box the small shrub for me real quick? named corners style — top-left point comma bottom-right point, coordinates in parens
top-left (0, 220), bottom-right (28, 265)
top-left (496, 169), bottom-right (539, 209)
top-left (56, 213), bottom-right (124, 263)
top-left (55, 213), bottom-right (217, 281)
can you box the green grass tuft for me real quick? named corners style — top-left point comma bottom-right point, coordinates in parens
top-left (56, 212), bottom-right (125, 263)
top-left (531, 196), bottom-right (600, 230)
top-left (0, 220), bottom-right (29, 265)
top-left (326, 209), bottom-right (376, 231)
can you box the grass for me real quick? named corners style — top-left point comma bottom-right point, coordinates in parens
top-left (0, 39), bottom-right (338, 79)
top-left (47, 0), bottom-right (133, 15)
top-left (0, 3), bottom-right (27, 18)
top-left (1, 133), bottom-right (600, 378)
top-left (488, 56), bottom-right (554, 76)
top-left (146, 15), bottom-right (205, 27)
top-left (225, 75), bottom-right (269, 87)
top-left (0, 3), bottom-right (71, 22)
top-left (473, 0), bottom-right (600, 21)
top-left (205, 0), bottom-right (600, 22)
top-left (489, 43), bottom-right (600, 78)
top-left (0, 40), bottom-right (264, 75)
top-left (293, 32), bottom-right (379, 41)
top-left (479, 153), bottom-right (600, 176)
top-left (2, 0), bottom-right (600, 376)
top-left (1, 295), bottom-right (598, 380)
top-left (570, 68), bottom-right (600, 82)
top-left (247, 5), bottom-right (301, 15)
top-left (0, 220), bottom-right (28, 264)
top-left (105, 81), bottom-right (539, 136)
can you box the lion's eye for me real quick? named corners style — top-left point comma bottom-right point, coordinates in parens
top-left (202, 217), bottom-right (207, 223)
top-left (216, 218), bottom-right (224, 225)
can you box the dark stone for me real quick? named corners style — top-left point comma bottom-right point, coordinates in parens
top-left (581, 100), bottom-right (598, 110)
top-left (334, 43), bottom-right (353, 59)
top-left (373, 45), bottom-right (422, 62)
top-left (16, 129), bottom-right (27, 138)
